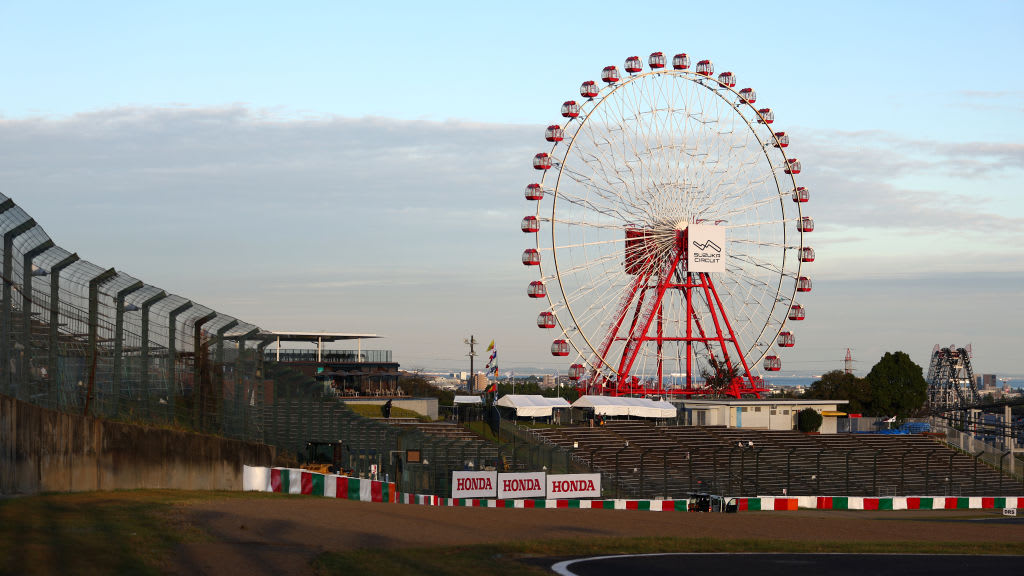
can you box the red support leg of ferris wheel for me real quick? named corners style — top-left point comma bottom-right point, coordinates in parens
top-left (609, 229), bottom-right (765, 398)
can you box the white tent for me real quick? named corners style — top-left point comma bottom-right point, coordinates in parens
top-left (453, 395), bottom-right (483, 405)
top-left (495, 394), bottom-right (571, 417)
top-left (571, 395), bottom-right (677, 419)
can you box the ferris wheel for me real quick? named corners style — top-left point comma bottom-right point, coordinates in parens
top-left (522, 52), bottom-right (814, 398)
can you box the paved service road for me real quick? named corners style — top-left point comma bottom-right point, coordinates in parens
top-left (552, 553), bottom-right (1022, 576)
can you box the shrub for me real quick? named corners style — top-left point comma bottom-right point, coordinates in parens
top-left (797, 407), bottom-right (822, 432)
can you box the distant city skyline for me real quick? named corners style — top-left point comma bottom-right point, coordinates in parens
top-left (2, 1), bottom-right (1021, 377)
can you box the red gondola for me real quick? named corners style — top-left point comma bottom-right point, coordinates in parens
top-left (773, 132), bottom-right (789, 148)
top-left (648, 52), bottom-right (666, 69)
top-left (533, 153), bottom-right (552, 170)
top-left (528, 281), bottom-right (547, 298)
top-left (738, 88), bottom-right (756, 103)
top-left (798, 216), bottom-right (814, 232)
top-left (525, 183), bottom-right (544, 201)
top-left (784, 158), bottom-right (801, 174)
top-left (717, 71), bottom-right (736, 88)
top-left (624, 56), bottom-right (643, 73)
top-left (601, 66), bottom-right (620, 83)
top-left (777, 331), bottom-right (795, 347)
top-left (551, 339), bottom-right (570, 356)
top-left (799, 246), bottom-right (815, 262)
top-left (764, 355), bottom-right (782, 371)
top-left (792, 187), bottom-right (809, 203)
top-left (521, 216), bottom-right (539, 233)
top-left (788, 304), bottom-right (806, 321)
top-left (537, 311), bottom-right (556, 329)
top-left (569, 363), bottom-right (585, 380)
top-left (545, 125), bottom-right (564, 142)
top-left (561, 100), bottom-right (580, 118)
top-left (580, 81), bottom-right (599, 98)
top-left (522, 249), bottom-right (541, 266)
top-left (695, 59), bottom-right (714, 76)
top-left (757, 108), bottom-right (774, 124)
top-left (797, 276), bottom-right (812, 292)
top-left (672, 53), bottom-right (690, 70)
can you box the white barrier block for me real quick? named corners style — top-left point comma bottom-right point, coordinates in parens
top-left (969, 497), bottom-right (982, 509)
top-left (288, 469), bottom-right (302, 494)
top-left (797, 496), bottom-right (816, 509)
top-left (848, 497), bottom-right (864, 510)
top-left (324, 475), bottom-right (337, 498)
top-left (243, 465), bottom-right (269, 491)
top-left (893, 497), bottom-right (907, 510)
top-left (359, 480), bottom-right (372, 502)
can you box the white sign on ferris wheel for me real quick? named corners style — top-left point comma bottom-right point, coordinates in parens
top-left (687, 224), bottom-right (726, 273)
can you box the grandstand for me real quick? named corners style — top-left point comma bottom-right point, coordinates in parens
top-left (523, 420), bottom-right (1017, 498)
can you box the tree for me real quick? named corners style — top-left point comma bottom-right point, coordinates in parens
top-left (700, 356), bottom-right (739, 395)
top-left (797, 407), bottom-right (823, 432)
top-left (803, 370), bottom-right (872, 414)
top-left (864, 351), bottom-right (928, 418)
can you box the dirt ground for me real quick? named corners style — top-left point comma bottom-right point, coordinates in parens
top-left (168, 497), bottom-right (1024, 576)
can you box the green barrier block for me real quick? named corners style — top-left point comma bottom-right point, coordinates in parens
top-left (568, 500), bottom-right (582, 509)
top-left (878, 498), bottom-right (893, 510)
top-left (919, 498), bottom-right (934, 510)
top-left (602, 500), bottom-right (615, 509)
top-left (311, 474), bottom-right (325, 497)
top-left (747, 498), bottom-right (762, 511)
top-left (995, 497), bottom-right (1006, 508)
top-left (833, 497), bottom-right (849, 510)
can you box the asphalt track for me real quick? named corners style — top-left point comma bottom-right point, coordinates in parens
top-left (551, 553), bottom-right (1022, 576)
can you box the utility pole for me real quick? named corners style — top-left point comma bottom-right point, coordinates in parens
top-left (464, 335), bottom-right (478, 393)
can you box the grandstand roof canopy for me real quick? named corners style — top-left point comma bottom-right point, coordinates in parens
top-left (262, 331), bottom-right (383, 362)
top-left (262, 331), bottom-right (381, 342)
top-left (496, 394), bottom-right (570, 417)
top-left (572, 396), bottom-right (676, 419)
top-left (453, 395), bottom-right (484, 405)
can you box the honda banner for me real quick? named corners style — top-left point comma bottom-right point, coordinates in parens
top-left (451, 471), bottom-right (497, 499)
top-left (687, 224), bottom-right (726, 273)
top-left (546, 474), bottom-right (602, 499)
top-left (497, 472), bottom-right (546, 499)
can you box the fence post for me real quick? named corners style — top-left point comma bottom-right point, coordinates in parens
top-left (925, 449), bottom-right (937, 494)
top-left (640, 447), bottom-right (653, 498)
top-left (20, 239), bottom-right (53, 396)
top-left (46, 252), bottom-right (79, 409)
top-left (166, 301), bottom-right (193, 424)
top-left (2, 217), bottom-right (36, 395)
top-left (786, 448), bottom-right (796, 495)
top-left (85, 267), bottom-right (117, 417)
top-left (112, 280), bottom-right (144, 416)
top-left (139, 291), bottom-right (167, 419)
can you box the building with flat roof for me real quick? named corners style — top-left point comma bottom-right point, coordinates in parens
top-left (676, 398), bottom-right (850, 433)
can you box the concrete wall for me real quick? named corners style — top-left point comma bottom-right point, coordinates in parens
top-left (344, 397), bottom-right (439, 420)
top-left (0, 394), bottom-right (275, 495)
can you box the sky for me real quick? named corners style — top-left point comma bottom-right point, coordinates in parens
top-left (1, 1), bottom-right (1022, 378)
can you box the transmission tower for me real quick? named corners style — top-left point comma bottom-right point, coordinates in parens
top-left (926, 343), bottom-right (979, 409)
top-left (844, 349), bottom-right (853, 375)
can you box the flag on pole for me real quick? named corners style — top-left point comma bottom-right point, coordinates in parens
top-left (486, 340), bottom-right (495, 352)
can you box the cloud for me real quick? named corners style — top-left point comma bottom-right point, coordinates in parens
top-left (2, 106), bottom-right (1022, 373)
top-left (794, 128), bottom-right (1024, 238)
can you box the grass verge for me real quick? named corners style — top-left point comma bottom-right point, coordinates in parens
top-left (0, 490), bottom-right (273, 576)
